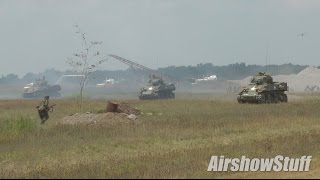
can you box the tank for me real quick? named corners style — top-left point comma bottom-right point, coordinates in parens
top-left (139, 75), bottom-right (176, 100)
top-left (237, 72), bottom-right (288, 104)
top-left (23, 77), bottom-right (61, 98)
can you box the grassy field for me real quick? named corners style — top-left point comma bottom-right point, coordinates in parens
top-left (0, 93), bottom-right (320, 178)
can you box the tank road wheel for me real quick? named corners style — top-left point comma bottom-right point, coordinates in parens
top-left (256, 94), bottom-right (266, 104)
top-left (165, 92), bottom-right (171, 99)
top-left (282, 94), bottom-right (288, 103)
top-left (162, 92), bottom-right (168, 99)
top-left (35, 91), bottom-right (46, 98)
top-left (154, 93), bottom-right (160, 99)
top-left (278, 94), bottom-right (284, 102)
top-left (256, 94), bottom-right (264, 104)
top-left (256, 99), bottom-right (263, 104)
top-left (272, 94), bottom-right (279, 103)
top-left (265, 94), bottom-right (272, 104)
top-left (278, 94), bottom-right (288, 103)
top-left (239, 99), bottom-right (246, 104)
top-left (237, 96), bottom-right (241, 103)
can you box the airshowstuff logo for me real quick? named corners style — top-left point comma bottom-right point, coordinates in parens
top-left (207, 155), bottom-right (312, 172)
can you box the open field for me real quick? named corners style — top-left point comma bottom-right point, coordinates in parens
top-left (0, 93), bottom-right (320, 178)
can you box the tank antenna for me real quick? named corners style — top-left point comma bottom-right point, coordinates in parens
top-left (265, 41), bottom-right (269, 73)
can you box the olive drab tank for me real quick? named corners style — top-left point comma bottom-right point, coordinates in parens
top-left (237, 72), bottom-right (288, 104)
top-left (139, 75), bottom-right (176, 100)
top-left (23, 77), bottom-right (61, 98)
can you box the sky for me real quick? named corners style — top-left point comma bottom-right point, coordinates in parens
top-left (1, 0), bottom-right (320, 76)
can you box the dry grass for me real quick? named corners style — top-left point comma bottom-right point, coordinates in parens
top-left (0, 94), bottom-right (320, 178)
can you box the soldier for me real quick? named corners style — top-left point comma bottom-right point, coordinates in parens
top-left (36, 96), bottom-right (55, 124)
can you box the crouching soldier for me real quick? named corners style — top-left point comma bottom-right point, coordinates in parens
top-left (36, 96), bottom-right (55, 124)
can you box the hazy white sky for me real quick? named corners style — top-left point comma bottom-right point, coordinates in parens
top-left (1, 0), bottom-right (320, 76)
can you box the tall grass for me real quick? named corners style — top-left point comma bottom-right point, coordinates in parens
top-left (0, 113), bottom-right (37, 143)
top-left (0, 95), bottom-right (320, 178)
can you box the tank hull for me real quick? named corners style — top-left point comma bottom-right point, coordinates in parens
top-left (237, 91), bottom-right (288, 104)
top-left (139, 91), bottom-right (175, 100)
top-left (23, 85), bottom-right (61, 98)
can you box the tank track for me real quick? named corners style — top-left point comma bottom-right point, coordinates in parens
top-left (238, 92), bottom-right (288, 104)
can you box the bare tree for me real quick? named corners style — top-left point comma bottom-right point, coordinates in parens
top-left (67, 24), bottom-right (107, 109)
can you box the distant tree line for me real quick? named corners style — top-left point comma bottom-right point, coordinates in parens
top-left (159, 63), bottom-right (309, 80)
top-left (0, 63), bottom-right (313, 84)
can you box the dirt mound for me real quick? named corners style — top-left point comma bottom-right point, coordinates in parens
top-left (297, 66), bottom-right (320, 76)
top-left (117, 103), bottom-right (141, 115)
top-left (60, 102), bottom-right (141, 126)
top-left (274, 66), bottom-right (320, 91)
top-left (106, 101), bottom-right (141, 115)
top-left (60, 112), bottom-right (134, 126)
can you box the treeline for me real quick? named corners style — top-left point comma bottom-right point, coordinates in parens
top-left (0, 68), bottom-right (146, 85)
top-left (0, 63), bottom-right (313, 85)
top-left (159, 63), bottom-right (309, 80)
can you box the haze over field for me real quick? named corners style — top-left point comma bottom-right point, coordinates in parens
top-left (1, 0), bottom-right (320, 76)
top-left (2, 1), bottom-right (320, 178)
